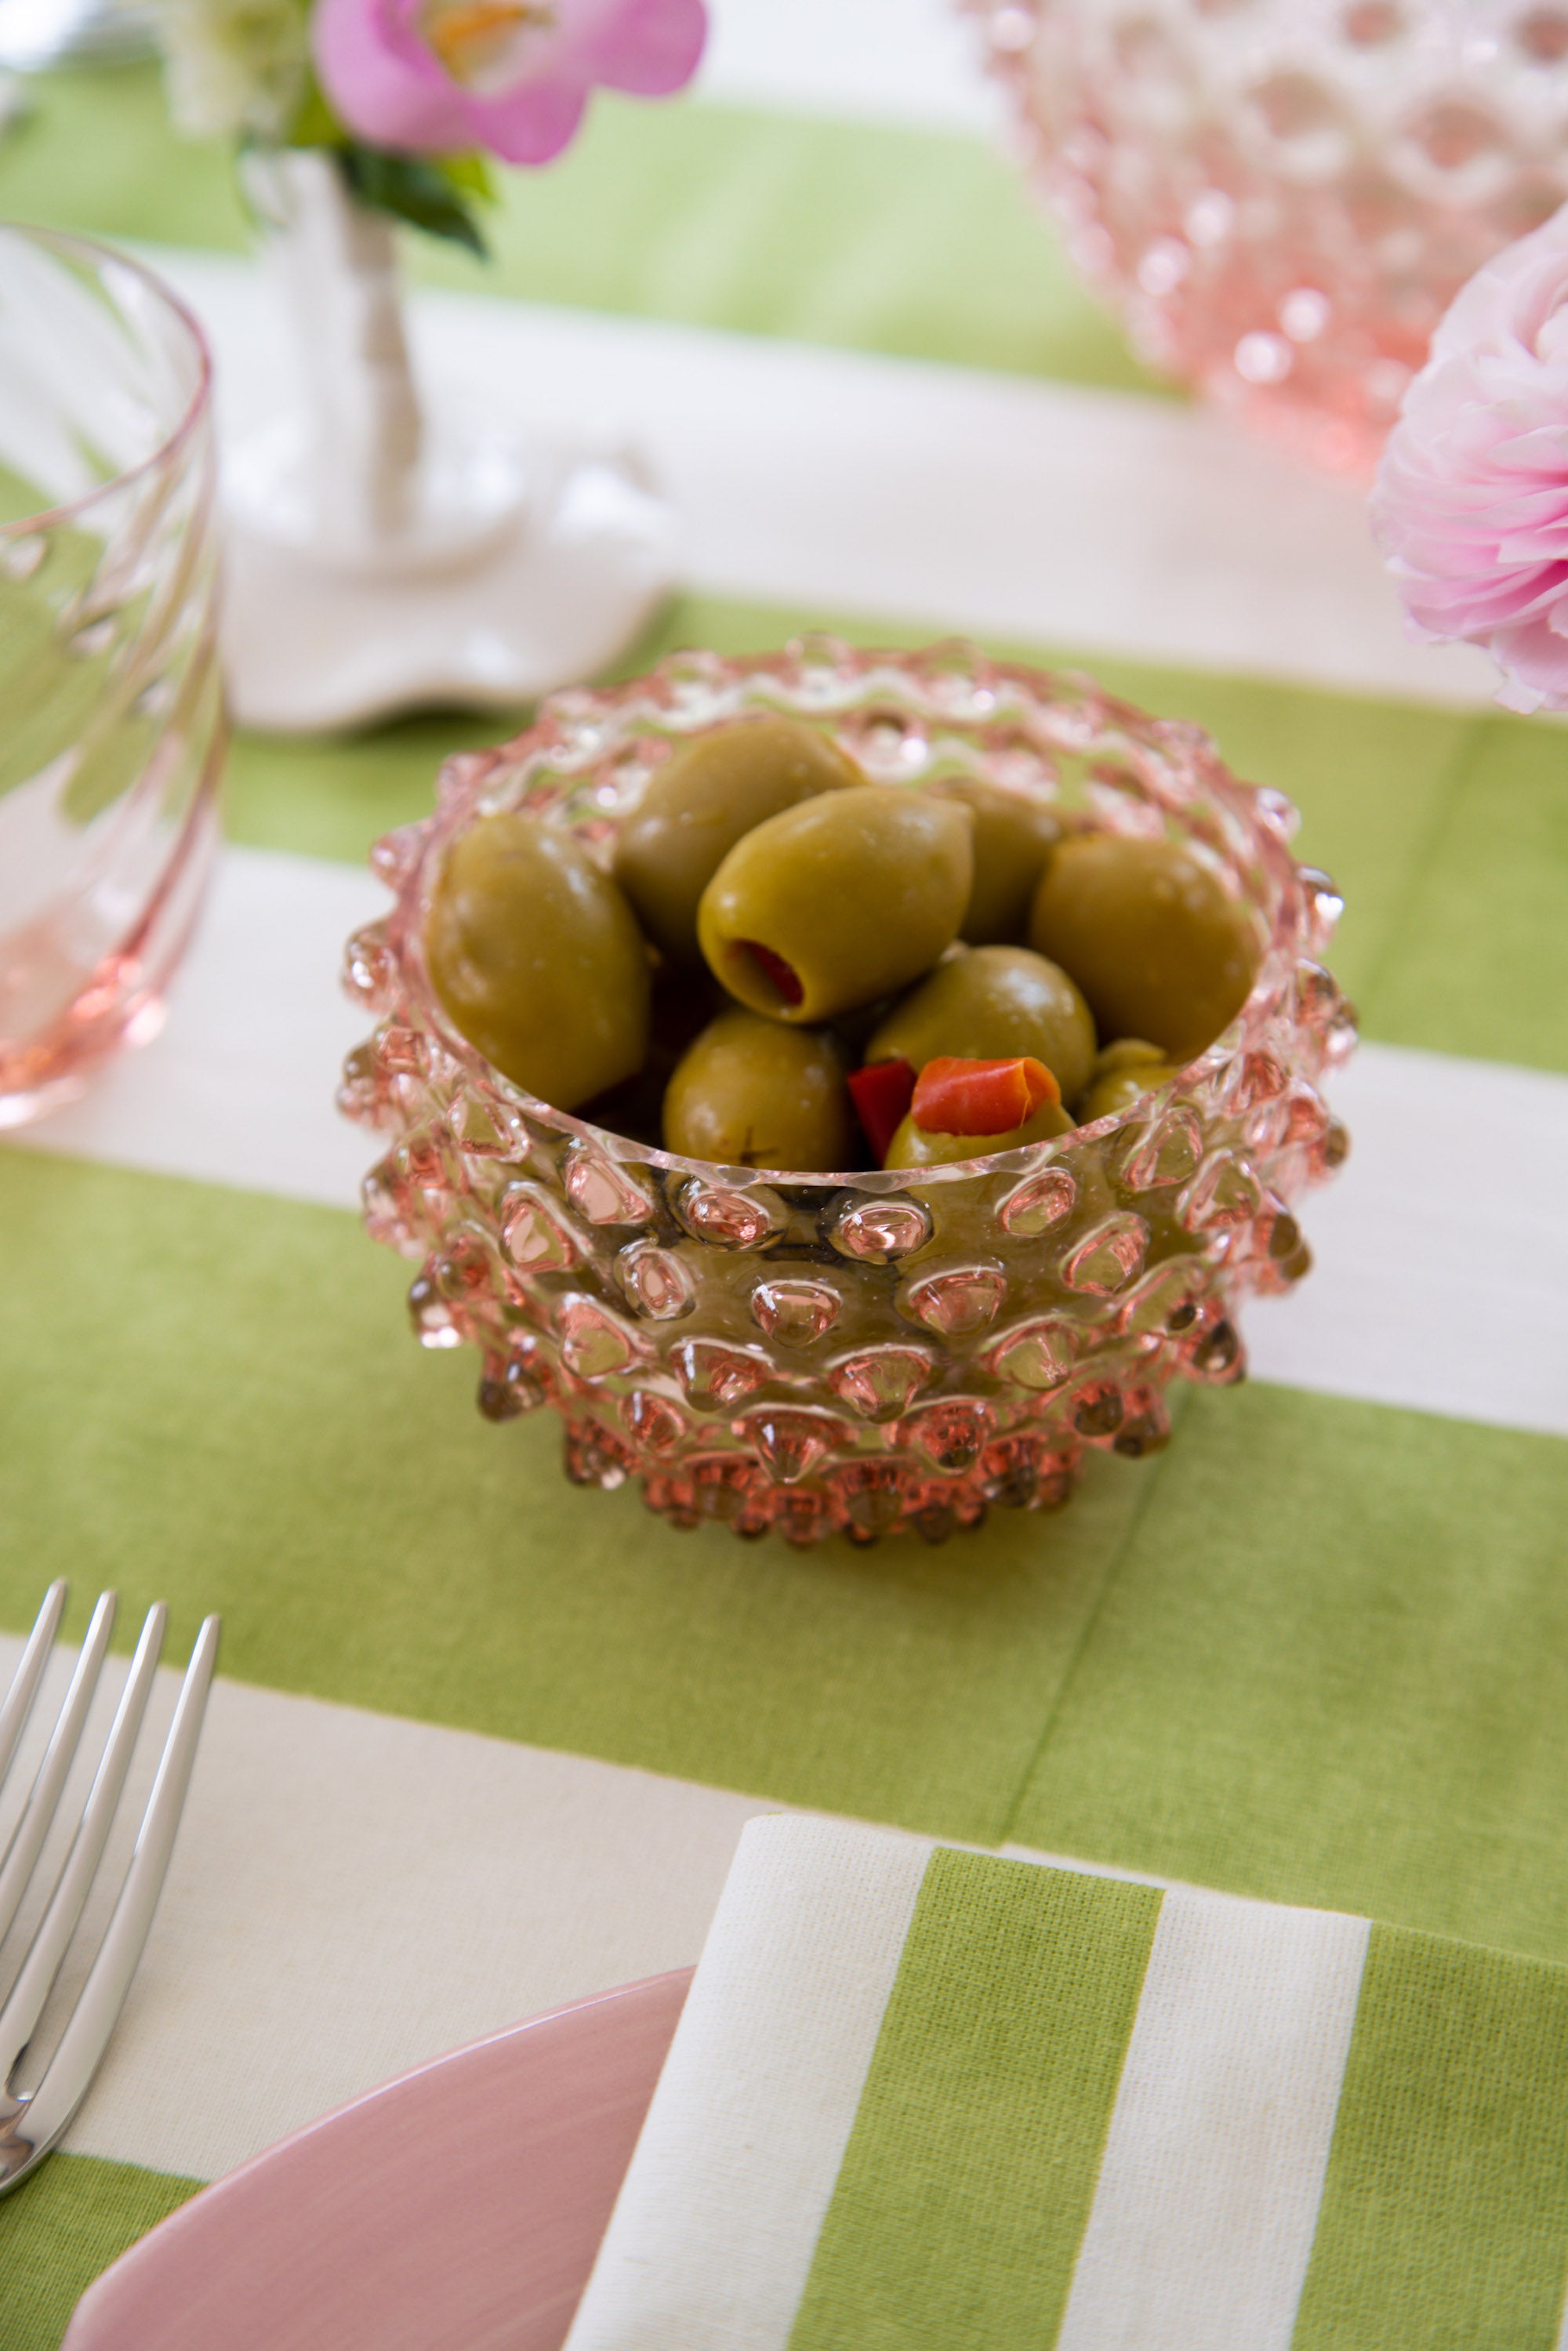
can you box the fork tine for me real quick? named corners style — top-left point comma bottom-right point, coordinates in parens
top-left (0, 1592), bottom-right (117, 1950)
top-left (6, 1616), bottom-right (220, 2182)
top-left (0, 1605), bottom-right (167, 2084)
top-left (0, 1582), bottom-right (68, 1795)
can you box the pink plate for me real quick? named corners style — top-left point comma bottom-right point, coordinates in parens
top-left (63, 1969), bottom-right (692, 2351)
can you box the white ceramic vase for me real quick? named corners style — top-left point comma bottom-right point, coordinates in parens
top-left (220, 149), bottom-right (677, 732)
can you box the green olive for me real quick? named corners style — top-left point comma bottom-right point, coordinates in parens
top-left (698, 785), bottom-right (973, 1024)
top-left (866, 945), bottom-right (1096, 1105)
top-left (1029, 833), bottom-right (1257, 1063)
top-left (612, 717), bottom-right (862, 963)
top-left (1077, 1062), bottom-right (1182, 1123)
top-left (932, 778), bottom-right (1062, 944)
top-left (1093, 1036), bottom-right (1167, 1075)
top-left (883, 1098), bottom-right (1074, 1169)
top-left (663, 1007), bottom-right (853, 1171)
top-left (1072, 1036), bottom-right (1168, 1123)
top-left (427, 813), bottom-right (650, 1110)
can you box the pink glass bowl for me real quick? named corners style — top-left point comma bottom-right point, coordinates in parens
top-left (971, 0), bottom-right (1568, 475)
top-left (339, 642), bottom-right (1355, 1547)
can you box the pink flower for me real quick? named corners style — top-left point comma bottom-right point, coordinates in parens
top-left (1370, 202), bottom-right (1568, 713)
top-left (313, 0), bottom-right (706, 168)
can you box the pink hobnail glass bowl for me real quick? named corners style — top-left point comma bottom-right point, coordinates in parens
top-left (970, 0), bottom-right (1568, 475)
top-left (339, 641), bottom-right (1354, 1547)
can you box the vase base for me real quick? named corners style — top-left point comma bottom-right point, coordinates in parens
top-left (224, 408), bottom-right (533, 581)
top-left (219, 440), bottom-right (678, 733)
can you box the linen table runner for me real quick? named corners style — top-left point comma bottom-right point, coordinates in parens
top-left (568, 1815), bottom-right (1568, 2350)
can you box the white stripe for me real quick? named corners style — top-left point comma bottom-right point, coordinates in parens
top-left (1054, 1886), bottom-right (1369, 2351)
top-left (562, 1815), bottom-right (931, 2351)
top-left (11, 845), bottom-right (382, 1210)
top-left (13, 845), bottom-right (1568, 1442)
top-left (1246, 1044), bottom-right (1568, 1440)
top-left (140, 249), bottom-right (1498, 709)
top-left (696, 0), bottom-right (1005, 134)
top-left (0, 1630), bottom-right (768, 2183)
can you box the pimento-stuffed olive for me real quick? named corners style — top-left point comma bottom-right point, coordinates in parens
top-left (881, 1053), bottom-right (1073, 1166)
top-left (613, 716), bottom-right (861, 963)
top-left (1030, 834), bottom-right (1257, 1063)
top-left (884, 1099), bottom-right (1074, 1168)
top-left (867, 944), bottom-right (1096, 1105)
top-left (697, 784), bottom-right (973, 1024)
top-left (931, 777), bottom-right (1063, 944)
top-left (663, 1007), bottom-right (854, 1171)
top-left (426, 812), bottom-right (650, 1110)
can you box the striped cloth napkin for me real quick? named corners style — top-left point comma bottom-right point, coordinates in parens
top-left (564, 1815), bottom-right (1568, 2351)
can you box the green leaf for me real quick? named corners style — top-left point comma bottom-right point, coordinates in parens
top-left (435, 151), bottom-right (499, 205)
top-left (282, 78), bottom-right (343, 149)
top-left (338, 144), bottom-right (490, 257)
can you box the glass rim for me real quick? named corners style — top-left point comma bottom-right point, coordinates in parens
top-left (0, 219), bottom-right (214, 541)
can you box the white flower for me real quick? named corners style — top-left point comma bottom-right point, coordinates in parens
top-left (142, 0), bottom-right (310, 140)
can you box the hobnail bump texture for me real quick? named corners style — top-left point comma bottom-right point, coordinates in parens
top-left (341, 641), bottom-right (1354, 1547)
top-left (970, 0), bottom-right (1568, 474)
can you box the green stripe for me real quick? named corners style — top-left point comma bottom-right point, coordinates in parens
top-left (6, 1147), bottom-right (1568, 1970)
top-left (0, 2151), bottom-right (199, 2351)
top-left (788, 1852), bottom-right (1160, 2350)
top-left (1010, 1383), bottom-right (1568, 1965)
top-left (0, 1145), bottom-right (1153, 1845)
top-left (0, 66), bottom-right (1155, 394)
top-left (1356, 714), bottom-right (1568, 1075)
top-left (1291, 1924), bottom-right (1568, 2349)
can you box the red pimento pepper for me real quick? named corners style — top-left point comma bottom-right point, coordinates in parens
top-left (848, 1058), bottom-right (917, 1163)
top-left (739, 940), bottom-right (804, 1007)
top-left (911, 1055), bottom-right (1059, 1137)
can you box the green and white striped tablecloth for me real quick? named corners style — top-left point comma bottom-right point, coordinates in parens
top-left (2, 16), bottom-right (1567, 2342)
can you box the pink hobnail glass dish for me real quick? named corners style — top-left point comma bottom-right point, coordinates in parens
top-left (339, 640), bottom-right (1355, 1547)
top-left (969, 0), bottom-right (1568, 476)
top-left (0, 224), bottom-right (225, 1127)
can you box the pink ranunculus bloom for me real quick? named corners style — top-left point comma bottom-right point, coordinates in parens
top-left (1370, 203), bottom-right (1568, 713)
top-left (313, 0), bottom-right (706, 169)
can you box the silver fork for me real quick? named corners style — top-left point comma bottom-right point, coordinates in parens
top-left (0, 1582), bottom-right (220, 2193)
